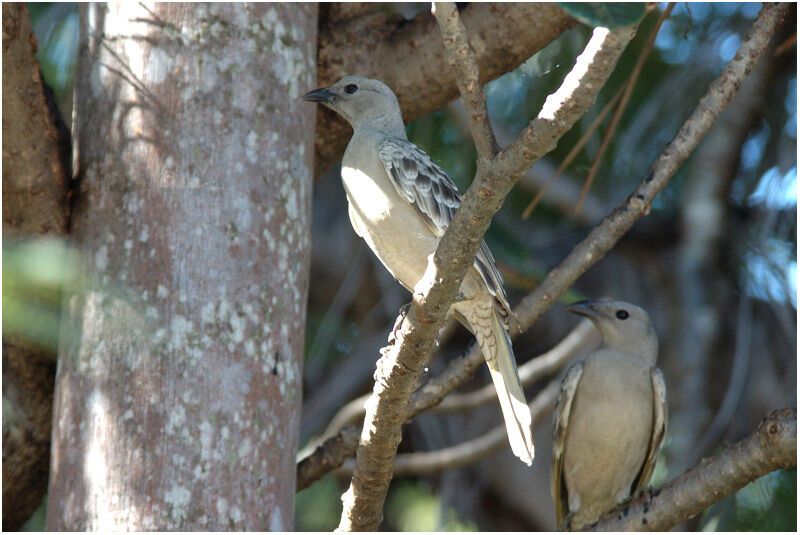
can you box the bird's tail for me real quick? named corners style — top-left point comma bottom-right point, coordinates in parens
top-left (474, 307), bottom-right (535, 465)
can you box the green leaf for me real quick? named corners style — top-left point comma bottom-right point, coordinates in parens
top-left (558, 3), bottom-right (646, 28)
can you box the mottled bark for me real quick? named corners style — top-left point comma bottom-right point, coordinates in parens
top-left (2, 3), bottom-right (69, 530)
top-left (46, 3), bottom-right (316, 530)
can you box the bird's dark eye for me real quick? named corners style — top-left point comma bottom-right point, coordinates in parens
top-left (344, 84), bottom-right (359, 94)
top-left (616, 310), bottom-right (629, 320)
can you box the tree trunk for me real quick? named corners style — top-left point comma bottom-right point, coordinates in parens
top-left (46, 3), bottom-right (316, 530)
top-left (2, 2), bottom-right (69, 529)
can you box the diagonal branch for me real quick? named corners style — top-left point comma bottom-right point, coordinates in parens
top-left (297, 3), bottom-right (787, 494)
top-left (432, 2), bottom-right (497, 160)
top-left (341, 377), bottom-right (562, 478)
top-left (314, 3), bottom-right (577, 177)
top-left (591, 408), bottom-right (797, 531)
top-left (512, 1), bottom-right (790, 332)
top-left (336, 22), bottom-right (638, 531)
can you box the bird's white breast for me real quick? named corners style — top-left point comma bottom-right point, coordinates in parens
top-left (341, 165), bottom-right (393, 223)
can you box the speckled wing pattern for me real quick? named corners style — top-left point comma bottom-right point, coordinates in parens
top-left (377, 137), bottom-right (511, 312)
top-left (551, 361), bottom-right (585, 527)
top-left (634, 367), bottom-right (668, 490)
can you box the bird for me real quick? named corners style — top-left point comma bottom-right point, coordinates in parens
top-left (303, 76), bottom-right (535, 465)
top-left (551, 299), bottom-right (667, 530)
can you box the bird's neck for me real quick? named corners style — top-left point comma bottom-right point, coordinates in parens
top-left (353, 113), bottom-right (407, 139)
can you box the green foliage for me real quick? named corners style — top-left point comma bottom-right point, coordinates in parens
top-left (3, 238), bottom-right (80, 352)
top-left (294, 474), bottom-right (343, 531)
top-left (385, 480), bottom-right (477, 531)
top-left (558, 3), bottom-right (646, 29)
top-left (702, 469), bottom-right (797, 531)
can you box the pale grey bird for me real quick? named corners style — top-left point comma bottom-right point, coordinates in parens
top-left (303, 76), bottom-right (534, 465)
top-left (551, 300), bottom-right (667, 530)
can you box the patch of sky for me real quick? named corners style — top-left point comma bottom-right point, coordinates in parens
top-left (748, 166), bottom-right (797, 210)
top-left (740, 122), bottom-right (770, 171)
top-left (718, 33), bottom-right (741, 63)
top-left (743, 238), bottom-right (797, 307)
top-left (654, 19), bottom-right (691, 65)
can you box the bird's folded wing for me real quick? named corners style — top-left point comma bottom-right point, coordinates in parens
top-left (635, 367), bottom-right (668, 489)
top-left (551, 361), bottom-right (585, 526)
top-left (377, 137), bottom-right (510, 307)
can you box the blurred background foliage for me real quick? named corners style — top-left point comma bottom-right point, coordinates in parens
top-left (10, 2), bottom-right (796, 531)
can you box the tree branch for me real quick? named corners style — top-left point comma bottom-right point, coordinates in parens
top-left (340, 377), bottom-right (562, 478)
top-left (432, 2), bottom-right (497, 160)
top-left (336, 19), bottom-right (637, 529)
top-left (511, 1), bottom-right (791, 333)
top-left (313, 3), bottom-right (577, 176)
top-left (297, 2), bottom-right (784, 491)
top-left (591, 408), bottom-right (797, 531)
top-left (302, 25), bottom-right (638, 498)
top-left (312, 319), bottom-right (597, 444)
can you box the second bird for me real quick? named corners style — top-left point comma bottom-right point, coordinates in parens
top-left (552, 300), bottom-right (668, 529)
top-left (303, 76), bottom-right (535, 465)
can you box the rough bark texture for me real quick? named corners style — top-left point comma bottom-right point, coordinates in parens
top-left (46, 4), bottom-right (316, 530)
top-left (2, 3), bottom-right (68, 530)
top-left (312, 2), bottom-right (577, 176)
top-left (2, 2), bottom-right (69, 235)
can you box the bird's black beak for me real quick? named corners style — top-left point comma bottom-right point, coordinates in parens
top-left (303, 87), bottom-right (335, 103)
top-left (566, 300), bottom-right (602, 319)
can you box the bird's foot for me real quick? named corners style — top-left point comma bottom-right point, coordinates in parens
top-left (387, 302), bottom-right (411, 346)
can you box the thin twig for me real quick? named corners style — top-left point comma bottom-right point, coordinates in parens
top-left (591, 408), bottom-right (797, 531)
top-left (521, 86), bottom-right (625, 220)
top-left (336, 17), bottom-right (639, 533)
top-left (512, 1), bottom-right (790, 333)
top-left (315, 319), bottom-right (598, 442)
top-left (432, 2), bottom-right (497, 160)
top-left (339, 378), bottom-right (562, 477)
top-left (300, 24), bottom-right (648, 496)
top-left (573, 3), bottom-right (675, 215)
top-left (435, 319), bottom-right (598, 413)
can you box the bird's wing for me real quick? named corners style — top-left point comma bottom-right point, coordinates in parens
top-left (377, 137), bottom-right (510, 310)
top-left (552, 361), bottom-right (584, 527)
top-left (634, 367), bottom-right (668, 490)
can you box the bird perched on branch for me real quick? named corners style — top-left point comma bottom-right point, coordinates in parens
top-left (552, 300), bottom-right (667, 530)
top-left (303, 76), bottom-right (534, 465)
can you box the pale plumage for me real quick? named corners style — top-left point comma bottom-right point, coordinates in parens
top-left (552, 300), bottom-right (667, 529)
top-left (304, 76), bottom-right (534, 464)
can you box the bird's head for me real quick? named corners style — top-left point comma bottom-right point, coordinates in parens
top-left (567, 300), bottom-right (658, 364)
top-left (303, 76), bottom-right (405, 134)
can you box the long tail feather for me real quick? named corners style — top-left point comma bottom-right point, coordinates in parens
top-left (479, 310), bottom-right (535, 465)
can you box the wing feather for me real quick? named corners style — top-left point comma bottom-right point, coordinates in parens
top-left (552, 361), bottom-right (584, 527)
top-left (377, 137), bottom-right (510, 312)
top-left (634, 367), bottom-right (668, 490)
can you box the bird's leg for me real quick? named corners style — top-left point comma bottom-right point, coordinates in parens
top-left (384, 302), bottom-right (411, 352)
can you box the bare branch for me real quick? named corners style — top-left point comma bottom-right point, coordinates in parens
top-left (495, 25), bottom-right (638, 178)
top-left (591, 408), bottom-right (797, 531)
top-left (435, 320), bottom-right (598, 413)
top-left (336, 20), bottom-right (638, 530)
top-left (432, 2), bottom-right (497, 160)
top-left (313, 3), bottom-right (577, 176)
top-left (312, 319), bottom-right (597, 445)
top-left (339, 378), bottom-right (562, 477)
top-left (513, 1), bottom-right (791, 333)
top-left (303, 26), bottom-right (643, 499)
top-left (573, 3), bottom-right (675, 215)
